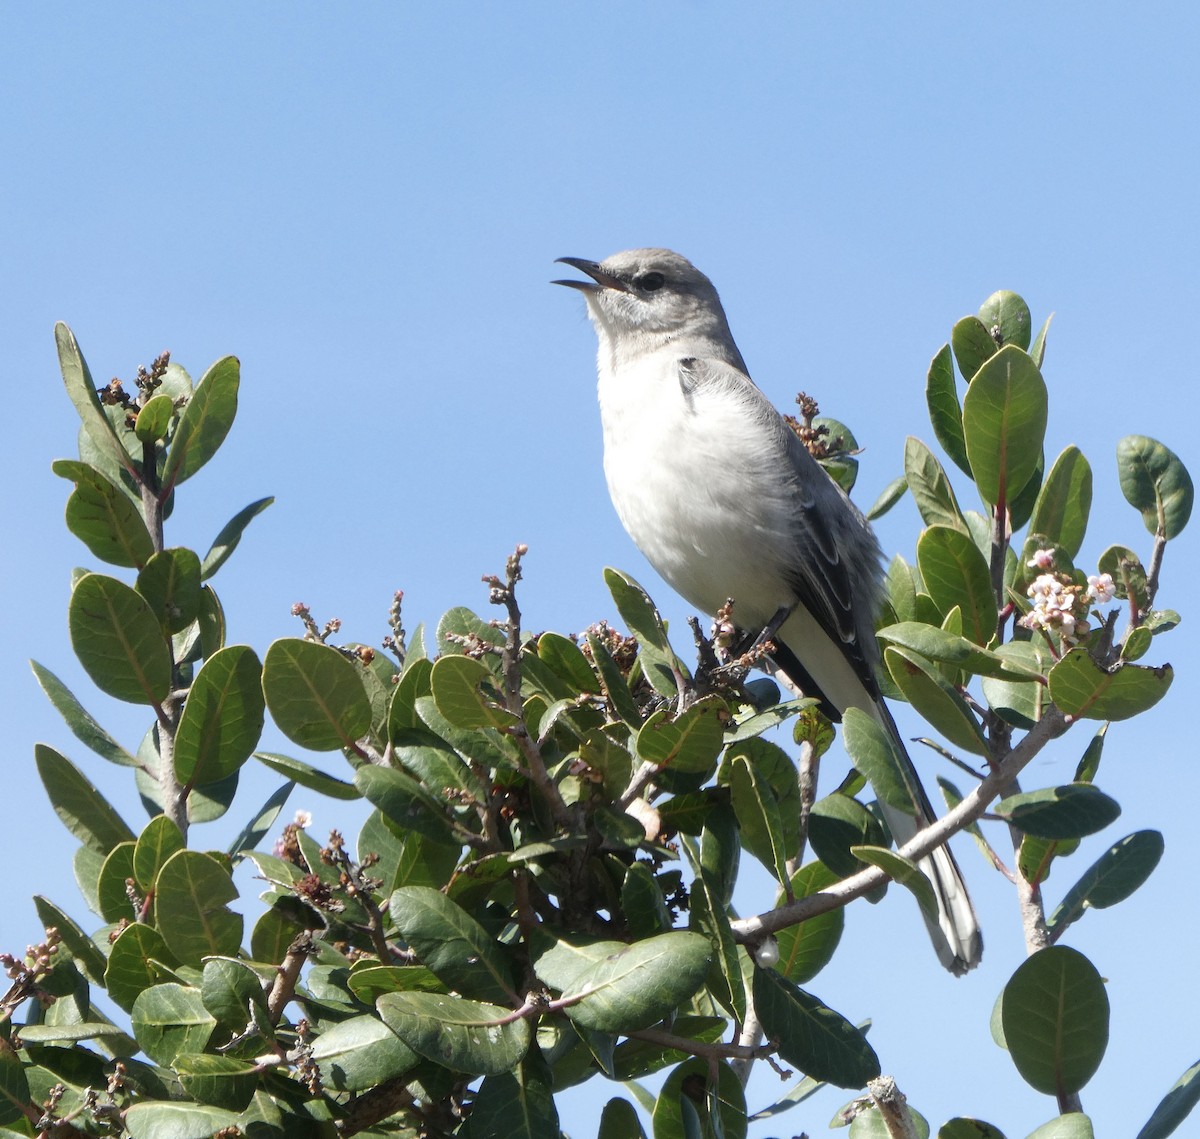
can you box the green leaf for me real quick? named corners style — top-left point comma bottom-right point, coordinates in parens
top-left (1008, 449), bottom-right (1045, 532)
top-left (30, 660), bottom-right (139, 766)
top-left (979, 289), bottom-right (1032, 351)
top-left (808, 792), bottom-right (886, 879)
top-left (253, 752), bottom-right (359, 799)
top-left (135, 724), bottom-right (239, 824)
top-left (106, 923), bottom-right (176, 1011)
top-left (586, 628), bottom-right (643, 727)
top-left (200, 496), bottom-right (274, 580)
top-left (1030, 313), bottom-right (1054, 369)
top-left (951, 316), bottom-right (998, 382)
top-left (1097, 544), bottom-right (1150, 609)
top-left (651, 1058), bottom-right (747, 1139)
top-left (97, 841), bottom-right (138, 921)
top-left (753, 967), bottom-right (880, 1088)
top-left (1047, 830), bottom-right (1164, 936)
top-left (173, 645), bottom-right (265, 784)
top-left (1136, 1058), bottom-right (1200, 1139)
top-left (1001, 945), bottom-right (1108, 1096)
top-left (905, 437), bottom-right (967, 531)
top-left (996, 784), bottom-right (1120, 840)
top-left (133, 815), bottom-right (186, 891)
top-left (813, 415), bottom-right (860, 493)
top-left (173, 1053), bottom-right (258, 1112)
top-left (937, 1121), bottom-right (1007, 1139)
top-left (161, 355), bottom-right (239, 488)
top-left (926, 343), bottom-right (972, 476)
top-left (533, 931), bottom-right (711, 1033)
top-left (877, 623), bottom-right (1042, 681)
top-left (429, 653), bottom-right (517, 729)
top-left (197, 584), bottom-right (226, 659)
top-left (599, 1098), bottom-right (648, 1139)
top-left (136, 548), bottom-right (203, 634)
top-left (841, 709), bottom-right (917, 813)
top-left (604, 567), bottom-right (683, 698)
top-left (981, 641), bottom-right (1051, 729)
top-left (916, 525), bottom-right (997, 645)
top-left (262, 637), bottom-right (372, 750)
top-left (310, 1014), bottom-right (418, 1093)
top-left (962, 345), bottom-right (1048, 509)
top-left (376, 992), bottom-right (530, 1076)
top-left (54, 323), bottom-right (136, 478)
top-left (354, 765), bottom-right (457, 842)
top-left (200, 956), bottom-right (269, 1032)
top-left (884, 647), bottom-right (988, 756)
top-left (686, 861), bottom-right (746, 1022)
top-left (1029, 447), bottom-right (1093, 559)
top-left (34, 743), bottom-right (135, 852)
top-left (154, 850), bottom-right (243, 966)
top-left (389, 886), bottom-right (517, 1004)
top-left (33, 896), bottom-right (108, 984)
top-left (124, 1102), bottom-right (244, 1139)
top-left (69, 572), bottom-right (172, 704)
top-left (470, 1048), bottom-right (562, 1139)
top-left (850, 845), bottom-right (938, 924)
top-left (1048, 649), bottom-right (1173, 721)
top-left (849, 1104), bottom-right (930, 1138)
top-left (133, 392), bottom-right (176, 442)
top-left (226, 780), bottom-right (294, 859)
top-left (866, 475), bottom-right (908, 521)
top-left (131, 982), bottom-right (216, 1066)
top-left (635, 694), bottom-right (727, 776)
top-left (54, 458), bottom-right (154, 568)
top-left (774, 862), bottom-right (843, 984)
top-left (1117, 435), bottom-right (1194, 539)
top-left (729, 755), bottom-right (789, 883)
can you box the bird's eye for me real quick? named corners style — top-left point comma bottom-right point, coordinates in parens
top-left (637, 271), bottom-right (666, 292)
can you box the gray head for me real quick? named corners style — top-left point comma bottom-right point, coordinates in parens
top-left (555, 248), bottom-right (745, 370)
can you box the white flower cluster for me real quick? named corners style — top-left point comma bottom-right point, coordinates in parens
top-left (1020, 553), bottom-right (1118, 646)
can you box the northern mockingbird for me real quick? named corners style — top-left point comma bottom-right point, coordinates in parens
top-left (555, 248), bottom-right (982, 974)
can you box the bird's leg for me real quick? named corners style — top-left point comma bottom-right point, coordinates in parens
top-left (733, 603), bottom-right (795, 660)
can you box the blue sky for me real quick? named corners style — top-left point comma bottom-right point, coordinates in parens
top-left (4, 5), bottom-right (1198, 1135)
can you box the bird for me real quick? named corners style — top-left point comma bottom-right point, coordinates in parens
top-left (554, 248), bottom-right (982, 974)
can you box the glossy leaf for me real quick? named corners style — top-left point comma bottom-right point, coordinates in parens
top-left (133, 815), bottom-right (185, 891)
top-left (354, 765), bottom-right (457, 842)
top-left (877, 623), bottom-right (1041, 680)
top-left (1030, 312), bottom-right (1054, 368)
top-left (866, 475), bottom-right (908, 521)
top-left (470, 1048), bottom-right (561, 1139)
top-left (996, 784), bottom-right (1120, 839)
top-left (773, 861), bottom-right (844, 984)
top-left (808, 792), bottom-right (886, 879)
top-left (377, 992), bottom-right (530, 1075)
top-left (1048, 650), bottom-right (1173, 721)
top-left (753, 967), bottom-right (880, 1088)
top-left (137, 548), bottom-right (202, 634)
top-left (30, 660), bottom-right (139, 766)
top-left (133, 392), bottom-right (175, 441)
top-left (173, 645), bottom-right (265, 785)
top-left (161, 355), bottom-right (239, 488)
top-left (937, 1121), bottom-right (1007, 1139)
top-left (604, 567), bottom-right (683, 697)
top-left (1047, 830), bottom-right (1164, 936)
top-left (729, 755), bottom-right (789, 882)
top-left (962, 345), bottom-right (1048, 509)
top-left (124, 1102), bottom-right (243, 1139)
top-left (841, 709), bottom-right (917, 813)
top-left (635, 694), bottom-right (726, 775)
top-left (1136, 1059), bottom-right (1200, 1139)
top-left (55, 322), bottom-right (136, 477)
top-left (1029, 447), bottom-right (1093, 559)
top-left (430, 653), bottom-right (517, 729)
top-left (225, 780), bottom-right (294, 859)
top-left (850, 845), bottom-right (938, 924)
top-left (32, 896), bottom-right (107, 984)
top-left (253, 751), bottom-right (358, 799)
top-left (533, 931), bottom-right (711, 1033)
top-left (154, 850), bottom-right (243, 966)
top-left (1117, 435), bottom-right (1193, 539)
top-left (1098, 545), bottom-right (1150, 608)
top-left (651, 1057), bottom-right (747, 1139)
top-left (131, 982), bottom-right (216, 1066)
top-left (916, 524), bottom-right (997, 645)
top-left (905, 436), bottom-right (967, 531)
top-left (97, 841), bottom-right (138, 921)
top-left (1001, 946), bottom-right (1108, 1095)
top-left (926, 343), bottom-right (972, 475)
top-left (200, 496), bottom-right (274, 580)
top-left (34, 743), bottom-right (135, 852)
top-left (849, 1104), bottom-right (930, 1138)
top-left (884, 647), bottom-right (988, 756)
top-left (389, 886), bottom-right (517, 1003)
top-left (979, 289), bottom-right (1032, 350)
top-left (686, 861), bottom-right (746, 1022)
top-left (599, 1098), bottom-right (648, 1139)
top-left (262, 637), bottom-right (372, 750)
top-left (951, 315), bottom-right (997, 382)
top-left (981, 642), bottom-right (1051, 729)
top-left (586, 627), bottom-right (643, 727)
top-left (69, 573), bottom-right (172, 705)
top-left (310, 1014), bottom-right (418, 1093)
top-left (54, 458), bottom-right (154, 568)
top-left (106, 923), bottom-right (175, 1011)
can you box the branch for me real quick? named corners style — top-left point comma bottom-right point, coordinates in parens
top-left (731, 708), bottom-right (1069, 939)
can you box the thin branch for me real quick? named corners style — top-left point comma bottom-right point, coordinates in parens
top-left (731, 708), bottom-right (1069, 939)
top-left (267, 932), bottom-right (315, 1025)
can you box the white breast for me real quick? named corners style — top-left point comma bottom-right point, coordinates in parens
top-left (596, 351), bottom-right (798, 628)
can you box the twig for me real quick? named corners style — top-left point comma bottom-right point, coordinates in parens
top-left (731, 709), bottom-right (1069, 939)
top-left (868, 1076), bottom-right (919, 1139)
top-left (267, 932), bottom-right (315, 1025)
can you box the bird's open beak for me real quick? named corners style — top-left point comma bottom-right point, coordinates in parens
top-left (552, 257), bottom-right (631, 293)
